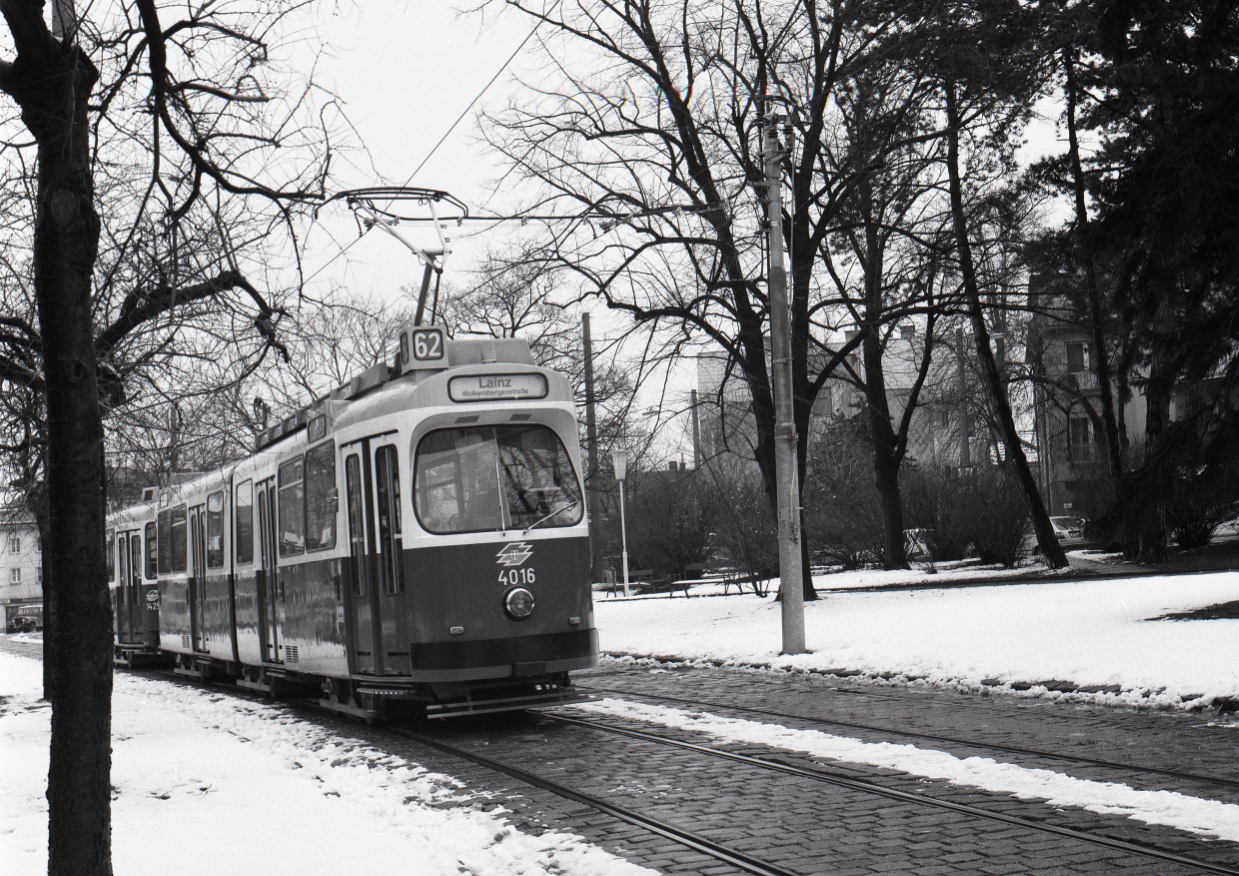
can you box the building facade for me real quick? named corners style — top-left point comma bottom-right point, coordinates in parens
top-left (0, 505), bottom-right (42, 629)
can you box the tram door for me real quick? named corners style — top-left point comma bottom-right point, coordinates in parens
top-left (255, 478), bottom-right (281, 663)
top-left (343, 437), bottom-right (406, 676)
top-left (117, 531), bottom-right (143, 642)
top-left (116, 532), bottom-right (134, 642)
top-left (130, 532), bottom-right (146, 641)
top-left (188, 505), bottom-right (208, 652)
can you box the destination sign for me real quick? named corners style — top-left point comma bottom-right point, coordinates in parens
top-left (448, 373), bottom-right (549, 402)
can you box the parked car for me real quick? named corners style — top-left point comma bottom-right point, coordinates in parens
top-left (6, 616), bottom-right (37, 634)
top-left (1050, 516), bottom-right (1088, 546)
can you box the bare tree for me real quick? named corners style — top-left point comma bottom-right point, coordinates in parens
top-left (0, 1), bottom-right (342, 870)
top-left (480, 0), bottom-right (963, 597)
top-left (819, 56), bottom-right (952, 569)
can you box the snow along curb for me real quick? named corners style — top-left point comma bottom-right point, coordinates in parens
top-left (599, 653), bottom-right (1239, 714)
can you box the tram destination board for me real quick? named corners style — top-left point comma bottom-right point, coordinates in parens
top-left (449, 373), bottom-right (548, 402)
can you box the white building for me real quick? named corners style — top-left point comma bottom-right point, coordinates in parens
top-left (0, 505), bottom-right (42, 628)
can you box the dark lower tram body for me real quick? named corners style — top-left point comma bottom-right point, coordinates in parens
top-left (125, 534), bottom-right (596, 719)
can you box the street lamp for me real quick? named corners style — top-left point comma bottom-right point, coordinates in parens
top-left (613, 450), bottom-right (630, 597)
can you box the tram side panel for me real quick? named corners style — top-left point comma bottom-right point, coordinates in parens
top-left (271, 440), bottom-right (349, 675)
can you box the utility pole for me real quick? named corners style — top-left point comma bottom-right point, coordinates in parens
top-left (690, 389), bottom-right (702, 470)
top-left (582, 314), bottom-right (601, 580)
top-left (764, 110), bottom-right (806, 655)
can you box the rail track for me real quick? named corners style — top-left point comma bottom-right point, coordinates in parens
top-left (118, 663), bottom-right (1239, 876)
top-left (537, 710), bottom-right (1239, 876)
top-left (578, 683), bottom-right (1239, 792)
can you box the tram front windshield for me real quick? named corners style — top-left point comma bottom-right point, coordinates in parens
top-left (414, 425), bottom-right (584, 534)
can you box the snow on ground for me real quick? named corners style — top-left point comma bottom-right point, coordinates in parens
top-left (0, 653), bottom-right (652, 876)
top-left (594, 571), bottom-right (1239, 709)
top-left (571, 698), bottom-right (1239, 842)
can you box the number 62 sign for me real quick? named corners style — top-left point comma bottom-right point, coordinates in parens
top-left (398, 325), bottom-right (447, 370)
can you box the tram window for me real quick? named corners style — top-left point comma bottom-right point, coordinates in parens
top-left (278, 457), bottom-right (305, 556)
top-left (106, 529), bottom-right (114, 581)
top-left (235, 480), bottom-right (254, 564)
top-left (304, 442), bottom-right (337, 552)
top-left (169, 506), bottom-right (188, 572)
top-left (375, 445), bottom-right (404, 594)
top-left (145, 523), bottom-right (157, 578)
top-left (413, 425), bottom-right (583, 533)
top-left (206, 491), bottom-right (225, 568)
top-left (157, 511), bottom-right (171, 574)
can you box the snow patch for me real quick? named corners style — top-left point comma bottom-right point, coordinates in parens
top-left (0, 653), bottom-right (652, 876)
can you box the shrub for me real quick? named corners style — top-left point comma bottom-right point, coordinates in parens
top-left (903, 463), bottom-right (1030, 567)
top-left (802, 417), bottom-right (885, 568)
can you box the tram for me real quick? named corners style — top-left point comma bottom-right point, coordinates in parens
top-left (108, 325), bottom-right (598, 718)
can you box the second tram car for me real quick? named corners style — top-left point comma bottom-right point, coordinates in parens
top-left (109, 327), bottom-right (598, 718)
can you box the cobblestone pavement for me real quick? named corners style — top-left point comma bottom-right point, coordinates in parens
top-left (7, 637), bottom-right (1238, 875)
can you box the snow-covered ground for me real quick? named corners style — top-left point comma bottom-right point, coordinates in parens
top-left (595, 570), bottom-right (1239, 709)
top-left (0, 652), bottom-right (652, 876)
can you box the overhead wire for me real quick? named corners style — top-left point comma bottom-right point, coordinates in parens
top-left (302, 15), bottom-right (543, 289)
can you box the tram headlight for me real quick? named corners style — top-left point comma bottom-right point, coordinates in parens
top-left (504, 587), bottom-right (535, 620)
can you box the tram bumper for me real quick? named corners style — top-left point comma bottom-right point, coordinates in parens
top-left (405, 628), bottom-right (598, 682)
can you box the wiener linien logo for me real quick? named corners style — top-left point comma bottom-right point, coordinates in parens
top-left (495, 542), bottom-right (534, 567)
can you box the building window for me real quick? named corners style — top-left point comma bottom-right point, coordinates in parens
top-left (37, 567), bottom-right (42, 585)
top-left (1066, 342), bottom-right (1089, 374)
top-left (1069, 416), bottom-right (1091, 445)
top-left (10, 568), bottom-right (20, 584)
top-left (8, 535), bottom-right (19, 553)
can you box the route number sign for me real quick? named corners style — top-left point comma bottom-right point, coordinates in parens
top-left (399, 326), bottom-right (448, 371)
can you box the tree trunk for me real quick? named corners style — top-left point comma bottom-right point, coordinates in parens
top-left (945, 84), bottom-right (1068, 570)
top-left (7, 35), bottom-right (112, 876)
top-left (1064, 49), bottom-right (1123, 480)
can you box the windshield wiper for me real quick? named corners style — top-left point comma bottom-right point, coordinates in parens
top-left (522, 498), bottom-right (582, 535)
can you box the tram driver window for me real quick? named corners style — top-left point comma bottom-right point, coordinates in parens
top-left (235, 480), bottom-right (254, 564)
top-left (206, 491), bottom-right (225, 568)
top-left (413, 425), bottom-right (584, 534)
top-left (304, 442), bottom-right (337, 552)
top-left (278, 457), bottom-right (306, 556)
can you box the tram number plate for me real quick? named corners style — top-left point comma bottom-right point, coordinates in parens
top-left (499, 567), bottom-right (536, 586)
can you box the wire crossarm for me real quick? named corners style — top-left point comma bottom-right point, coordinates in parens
top-left (327, 187), bottom-right (470, 325)
top-left (327, 186), bottom-right (469, 270)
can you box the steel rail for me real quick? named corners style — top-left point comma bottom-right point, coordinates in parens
top-left (579, 684), bottom-right (1239, 790)
top-left (387, 726), bottom-right (802, 876)
top-left (546, 713), bottom-right (1239, 876)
